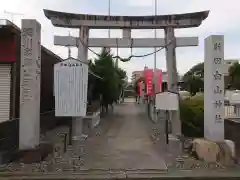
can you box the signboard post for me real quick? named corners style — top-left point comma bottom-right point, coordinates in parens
top-left (204, 35), bottom-right (224, 142)
top-left (156, 91), bottom-right (179, 145)
top-left (19, 19), bottom-right (41, 150)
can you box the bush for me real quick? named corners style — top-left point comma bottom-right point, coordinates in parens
top-left (180, 98), bottom-right (204, 137)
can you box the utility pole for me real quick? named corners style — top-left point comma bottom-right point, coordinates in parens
top-left (67, 31), bottom-right (72, 58)
top-left (108, 0), bottom-right (111, 39)
top-left (106, 0), bottom-right (111, 54)
top-left (154, 0), bottom-right (157, 87)
top-left (4, 10), bottom-right (24, 23)
top-left (153, 0), bottom-right (158, 121)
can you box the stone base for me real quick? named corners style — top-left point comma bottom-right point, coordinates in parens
top-left (167, 134), bottom-right (183, 156)
top-left (90, 110), bottom-right (101, 128)
top-left (72, 134), bottom-right (88, 141)
top-left (17, 142), bottom-right (53, 164)
top-left (82, 109), bottom-right (101, 136)
top-left (191, 138), bottom-right (236, 166)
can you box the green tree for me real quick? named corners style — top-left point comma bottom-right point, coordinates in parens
top-left (91, 48), bottom-right (126, 113)
top-left (182, 63), bottom-right (204, 96)
top-left (229, 62), bottom-right (240, 89)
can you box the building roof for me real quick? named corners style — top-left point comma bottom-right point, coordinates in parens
top-left (0, 19), bottom-right (63, 62)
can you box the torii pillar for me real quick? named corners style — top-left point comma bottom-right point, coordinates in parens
top-left (72, 26), bottom-right (89, 140)
top-left (164, 27), bottom-right (181, 137)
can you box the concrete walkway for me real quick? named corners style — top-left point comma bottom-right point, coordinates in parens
top-left (80, 99), bottom-right (167, 171)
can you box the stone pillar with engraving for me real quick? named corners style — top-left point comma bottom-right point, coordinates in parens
top-left (72, 26), bottom-right (89, 140)
top-left (204, 35), bottom-right (224, 142)
top-left (19, 20), bottom-right (41, 150)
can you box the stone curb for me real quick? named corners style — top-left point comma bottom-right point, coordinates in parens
top-left (0, 169), bottom-right (240, 179)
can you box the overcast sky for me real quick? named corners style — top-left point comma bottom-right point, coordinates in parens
top-left (1, 0), bottom-right (240, 79)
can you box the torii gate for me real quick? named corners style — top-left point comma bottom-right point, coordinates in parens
top-left (44, 9), bottom-right (209, 138)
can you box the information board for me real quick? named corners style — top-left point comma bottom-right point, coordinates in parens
top-left (156, 92), bottom-right (179, 111)
top-left (54, 58), bottom-right (88, 117)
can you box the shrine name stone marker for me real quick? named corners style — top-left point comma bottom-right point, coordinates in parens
top-left (204, 35), bottom-right (224, 142)
top-left (19, 19), bottom-right (41, 150)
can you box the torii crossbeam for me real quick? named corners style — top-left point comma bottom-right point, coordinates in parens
top-left (54, 36), bottom-right (199, 48)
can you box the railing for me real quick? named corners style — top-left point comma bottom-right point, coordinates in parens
top-left (225, 105), bottom-right (240, 119)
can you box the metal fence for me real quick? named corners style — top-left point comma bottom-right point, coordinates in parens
top-left (225, 105), bottom-right (240, 119)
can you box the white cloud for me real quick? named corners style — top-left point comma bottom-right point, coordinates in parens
top-left (127, 0), bottom-right (155, 7)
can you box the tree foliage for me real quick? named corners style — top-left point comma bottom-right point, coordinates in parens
top-left (182, 61), bottom-right (240, 94)
top-left (229, 62), bottom-right (240, 90)
top-left (182, 62), bottom-right (204, 96)
top-left (89, 48), bottom-right (126, 111)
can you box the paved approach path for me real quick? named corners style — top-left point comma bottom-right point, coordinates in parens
top-left (81, 99), bottom-right (167, 171)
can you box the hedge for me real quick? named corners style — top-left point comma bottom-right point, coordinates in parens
top-left (180, 97), bottom-right (204, 137)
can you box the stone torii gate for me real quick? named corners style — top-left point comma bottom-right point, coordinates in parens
top-left (44, 9), bottom-right (209, 137)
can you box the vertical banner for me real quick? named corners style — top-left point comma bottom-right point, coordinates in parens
top-left (144, 69), bottom-right (154, 96)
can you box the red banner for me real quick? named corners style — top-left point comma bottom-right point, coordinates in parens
top-left (144, 69), bottom-right (154, 96)
top-left (144, 69), bottom-right (162, 96)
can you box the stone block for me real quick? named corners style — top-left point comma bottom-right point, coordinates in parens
top-left (191, 138), bottom-right (235, 166)
top-left (192, 139), bottom-right (219, 162)
top-left (224, 139), bottom-right (235, 157)
top-left (92, 110), bottom-right (101, 128)
top-left (19, 142), bottom-right (53, 164)
top-left (53, 132), bottom-right (68, 158)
